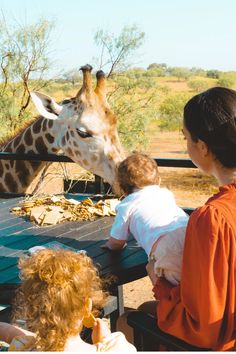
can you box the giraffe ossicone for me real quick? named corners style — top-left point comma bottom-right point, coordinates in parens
top-left (0, 65), bottom-right (125, 194)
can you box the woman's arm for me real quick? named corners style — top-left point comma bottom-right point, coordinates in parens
top-left (155, 206), bottom-right (235, 349)
top-left (0, 322), bottom-right (34, 344)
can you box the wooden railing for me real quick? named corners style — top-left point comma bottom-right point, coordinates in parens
top-left (0, 152), bottom-right (197, 214)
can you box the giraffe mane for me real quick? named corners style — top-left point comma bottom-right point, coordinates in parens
top-left (0, 116), bottom-right (42, 149)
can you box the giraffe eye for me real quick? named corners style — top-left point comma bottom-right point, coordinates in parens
top-left (76, 128), bottom-right (92, 138)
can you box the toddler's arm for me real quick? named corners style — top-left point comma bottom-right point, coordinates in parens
top-left (92, 318), bottom-right (111, 344)
top-left (101, 237), bottom-right (126, 250)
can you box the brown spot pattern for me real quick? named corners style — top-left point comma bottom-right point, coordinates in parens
top-left (67, 147), bottom-right (72, 156)
top-left (17, 145), bottom-right (25, 153)
top-left (32, 118), bottom-right (43, 134)
top-left (48, 119), bottom-right (53, 129)
top-left (42, 119), bottom-right (47, 131)
top-left (5, 172), bottom-right (18, 192)
top-left (45, 133), bottom-right (54, 144)
top-left (82, 159), bottom-right (88, 166)
top-left (24, 128), bottom-right (33, 146)
top-left (13, 135), bottom-right (21, 149)
top-left (35, 137), bottom-right (47, 153)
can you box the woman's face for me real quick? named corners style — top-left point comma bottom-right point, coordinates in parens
top-left (182, 125), bottom-right (212, 173)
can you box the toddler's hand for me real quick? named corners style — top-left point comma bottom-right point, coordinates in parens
top-left (100, 241), bottom-right (111, 250)
top-left (92, 318), bottom-right (111, 344)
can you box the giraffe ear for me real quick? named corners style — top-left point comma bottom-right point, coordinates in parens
top-left (30, 91), bottom-right (62, 120)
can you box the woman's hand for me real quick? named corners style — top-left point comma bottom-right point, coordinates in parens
top-left (91, 318), bottom-right (111, 344)
top-left (146, 260), bottom-right (158, 286)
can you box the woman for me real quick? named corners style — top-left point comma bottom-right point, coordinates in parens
top-left (142, 87), bottom-right (236, 351)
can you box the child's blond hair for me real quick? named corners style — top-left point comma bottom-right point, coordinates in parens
top-left (118, 153), bottom-right (160, 194)
top-left (13, 249), bottom-right (107, 351)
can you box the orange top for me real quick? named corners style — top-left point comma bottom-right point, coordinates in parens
top-left (153, 181), bottom-right (236, 351)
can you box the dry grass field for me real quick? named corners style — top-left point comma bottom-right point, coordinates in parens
top-left (26, 129), bottom-right (219, 309)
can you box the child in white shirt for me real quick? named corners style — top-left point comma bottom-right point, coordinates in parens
top-left (102, 153), bottom-right (189, 285)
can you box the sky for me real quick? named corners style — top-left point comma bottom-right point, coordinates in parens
top-left (1, 0), bottom-right (236, 77)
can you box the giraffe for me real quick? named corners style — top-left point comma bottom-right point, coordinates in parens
top-left (0, 65), bottom-right (125, 194)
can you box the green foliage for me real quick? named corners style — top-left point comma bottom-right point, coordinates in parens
top-left (190, 67), bottom-right (206, 77)
top-left (108, 74), bottom-right (158, 151)
top-left (158, 92), bottom-right (192, 131)
top-left (206, 70), bottom-right (221, 79)
top-left (147, 63), bottom-right (167, 70)
top-left (62, 69), bottom-right (82, 85)
top-left (217, 72), bottom-right (236, 88)
top-left (0, 15), bottom-right (54, 134)
top-left (168, 67), bottom-right (192, 81)
top-left (217, 77), bottom-right (234, 88)
top-left (94, 25), bottom-right (145, 77)
top-left (187, 79), bottom-right (210, 92)
top-left (145, 68), bottom-right (166, 77)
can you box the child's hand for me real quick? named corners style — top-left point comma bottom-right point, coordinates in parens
top-left (92, 318), bottom-right (111, 344)
top-left (100, 238), bottom-right (126, 251)
top-left (100, 241), bottom-right (112, 250)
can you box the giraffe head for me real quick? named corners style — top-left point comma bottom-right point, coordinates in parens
top-left (31, 65), bottom-right (125, 193)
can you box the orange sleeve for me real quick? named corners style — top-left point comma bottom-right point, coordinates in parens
top-left (156, 205), bottom-right (236, 350)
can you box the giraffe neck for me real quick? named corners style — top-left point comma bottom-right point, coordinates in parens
top-left (0, 117), bottom-right (60, 193)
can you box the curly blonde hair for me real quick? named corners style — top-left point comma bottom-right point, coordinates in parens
top-left (12, 249), bottom-right (108, 351)
top-left (118, 153), bottom-right (160, 195)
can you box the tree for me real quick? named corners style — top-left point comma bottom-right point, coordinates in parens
top-left (147, 63), bottom-right (167, 70)
top-left (94, 25), bottom-right (145, 77)
top-left (158, 92), bottom-right (192, 131)
top-left (108, 74), bottom-right (157, 150)
top-left (93, 26), bottom-right (156, 151)
top-left (62, 69), bottom-right (81, 86)
top-left (206, 70), bottom-right (220, 79)
top-left (0, 15), bottom-right (54, 134)
top-left (190, 67), bottom-right (206, 77)
top-left (187, 79), bottom-right (209, 92)
top-left (168, 67), bottom-right (192, 81)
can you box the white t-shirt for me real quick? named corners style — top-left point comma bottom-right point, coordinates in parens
top-left (110, 185), bottom-right (188, 256)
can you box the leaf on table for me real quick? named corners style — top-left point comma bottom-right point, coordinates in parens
top-left (10, 195), bottom-right (118, 226)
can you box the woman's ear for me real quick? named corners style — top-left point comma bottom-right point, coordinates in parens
top-left (198, 139), bottom-right (209, 157)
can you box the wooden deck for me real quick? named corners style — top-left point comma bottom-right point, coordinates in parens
top-left (0, 196), bottom-right (148, 309)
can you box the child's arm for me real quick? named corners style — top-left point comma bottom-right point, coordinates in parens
top-left (92, 318), bottom-right (111, 344)
top-left (101, 237), bottom-right (126, 250)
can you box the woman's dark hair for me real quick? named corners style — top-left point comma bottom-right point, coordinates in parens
top-left (184, 87), bottom-right (236, 168)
